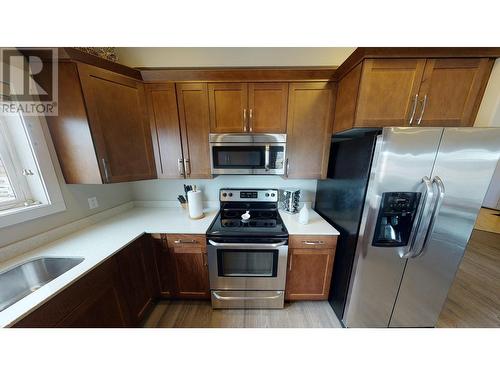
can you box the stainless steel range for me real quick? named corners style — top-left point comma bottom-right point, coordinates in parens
top-left (206, 188), bottom-right (288, 309)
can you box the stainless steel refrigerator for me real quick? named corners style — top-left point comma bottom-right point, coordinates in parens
top-left (315, 127), bottom-right (500, 327)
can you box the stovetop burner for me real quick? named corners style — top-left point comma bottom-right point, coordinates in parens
top-left (206, 188), bottom-right (288, 238)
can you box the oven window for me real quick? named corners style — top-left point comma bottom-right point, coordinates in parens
top-left (212, 146), bottom-right (265, 169)
top-left (217, 249), bottom-right (278, 277)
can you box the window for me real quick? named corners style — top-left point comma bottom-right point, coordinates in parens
top-left (0, 111), bottom-right (65, 228)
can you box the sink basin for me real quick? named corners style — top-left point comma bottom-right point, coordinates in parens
top-left (0, 257), bottom-right (84, 312)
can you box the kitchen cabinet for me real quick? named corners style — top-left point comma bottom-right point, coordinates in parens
top-left (416, 58), bottom-right (493, 126)
top-left (333, 57), bottom-right (494, 133)
top-left (285, 235), bottom-right (337, 301)
top-left (14, 257), bottom-right (130, 328)
top-left (285, 82), bottom-right (335, 179)
top-left (116, 236), bottom-right (156, 324)
top-left (208, 82), bottom-right (288, 133)
top-left (176, 83), bottom-right (212, 178)
top-left (146, 83), bottom-right (184, 178)
top-left (14, 236), bottom-right (157, 328)
top-left (151, 234), bottom-right (177, 298)
top-left (165, 234), bottom-right (210, 299)
top-left (78, 63), bottom-right (157, 183)
top-left (38, 61), bottom-right (156, 183)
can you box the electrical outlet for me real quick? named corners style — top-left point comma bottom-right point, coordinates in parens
top-left (88, 197), bottom-right (99, 209)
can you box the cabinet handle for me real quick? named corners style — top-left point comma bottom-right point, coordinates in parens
top-left (101, 158), bottom-right (110, 183)
top-left (174, 239), bottom-right (198, 244)
top-left (249, 109), bottom-right (253, 132)
top-left (177, 158), bottom-right (185, 176)
top-left (416, 94), bottom-right (427, 125)
top-left (303, 240), bottom-right (325, 245)
top-left (243, 109), bottom-right (248, 132)
top-left (408, 94), bottom-right (418, 125)
top-left (289, 255), bottom-right (293, 271)
top-left (203, 252), bottom-right (208, 267)
top-left (184, 159), bottom-right (191, 176)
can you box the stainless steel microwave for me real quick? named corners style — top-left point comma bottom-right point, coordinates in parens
top-left (209, 133), bottom-right (286, 175)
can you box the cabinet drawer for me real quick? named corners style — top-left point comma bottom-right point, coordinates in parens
top-left (289, 235), bottom-right (337, 249)
top-left (166, 234), bottom-right (206, 249)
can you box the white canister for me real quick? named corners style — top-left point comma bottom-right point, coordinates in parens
top-left (298, 203), bottom-right (310, 225)
top-left (187, 190), bottom-right (204, 219)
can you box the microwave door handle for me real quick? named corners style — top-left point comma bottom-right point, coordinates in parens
top-left (208, 240), bottom-right (287, 249)
top-left (411, 176), bottom-right (445, 258)
top-left (400, 176), bottom-right (435, 259)
top-left (265, 145), bottom-right (270, 171)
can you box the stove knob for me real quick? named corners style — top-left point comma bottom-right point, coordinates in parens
top-left (265, 193), bottom-right (270, 197)
top-left (228, 192), bottom-right (233, 197)
top-left (222, 193), bottom-right (227, 197)
top-left (271, 193), bottom-right (275, 197)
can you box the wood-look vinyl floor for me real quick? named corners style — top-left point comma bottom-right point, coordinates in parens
top-left (142, 300), bottom-right (342, 328)
top-left (437, 229), bottom-right (500, 328)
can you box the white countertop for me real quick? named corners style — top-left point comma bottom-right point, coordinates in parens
top-left (0, 203), bottom-right (338, 327)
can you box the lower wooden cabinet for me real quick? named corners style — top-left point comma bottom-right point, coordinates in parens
top-left (14, 235), bottom-right (156, 328)
top-left (14, 256), bottom-right (131, 328)
top-left (285, 235), bottom-right (337, 301)
top-left (115, 236), bottom-right (155, 324)
top-left (165, 234), bottom-right (210, 299)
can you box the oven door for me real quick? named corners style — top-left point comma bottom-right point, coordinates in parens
top-left (207, 238), bottom-right (288, 290)
top-left (210, 143), bottom-right (286, 175)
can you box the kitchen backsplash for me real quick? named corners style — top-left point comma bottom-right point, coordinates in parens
top-left (130, 176), bottom-right (317, 204)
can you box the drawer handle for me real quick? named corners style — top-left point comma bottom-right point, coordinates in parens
top-left (302, 240), bottom-right (325, 245)
top-left (174, 239), bottom-right (198, 244)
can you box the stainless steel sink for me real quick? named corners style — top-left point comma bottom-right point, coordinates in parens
top-left (0, 257), bottom-right (84, 312)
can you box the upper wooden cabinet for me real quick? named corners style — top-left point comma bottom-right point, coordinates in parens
top-left (355, 59), bottom-right (426, 127)
top-left (146, 83), bottom-right (184, 178)
top-left (77, 63), bottom-right (157, 182)
top-left (176, 83), bottom-right (212, 179)
top-left (333, 57), bottom-right (494, 133)
top-left (417, 58), bottom-right (493, 126)
top-left (41, 62), bottom-right (156, 183)
top-left (286, 82), bottom-right (335, 179)
top-left (208, 82), bottom-right (288, 133)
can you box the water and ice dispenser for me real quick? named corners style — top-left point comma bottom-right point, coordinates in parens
top-left (372, 192), bottom-right (421, 247)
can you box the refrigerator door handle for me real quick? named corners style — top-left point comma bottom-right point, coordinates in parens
top-left (411, 176), bottom-right (445, 258)
top-left (401, 176), bottom-right (435, 258)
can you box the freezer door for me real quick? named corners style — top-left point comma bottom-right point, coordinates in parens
top-left (344, 127), bottom-right (443, 327)
top-left (389, 128), bottom-right (500, 327)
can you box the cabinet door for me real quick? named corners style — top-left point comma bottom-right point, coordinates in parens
top-left (168, 235), bottom-right (210, 299)
top-left (286, 82), bottom-right (335, 179)
top-left (77, 63), bottom-right (156, 183)
top-left (355, 59), bottom-right (426, 126)
top-left (416, 58), bottom-right (493, 127)
top-left (57, 282), bottom-right (128, 328)
top-left (176, 83), bottom-right (212, 179)
top-left (116, 238), bottom-right (154, 324)
top-left (208, 83), bottom-right (248, 133)
top-left (152, 235), bottom-right (177, 298)
top-left (285, 247), bottom-right (335, 300)
top-left (248, 83), bottom-right (288, 133)
top-left (146, 83), bottom-right (184, 178)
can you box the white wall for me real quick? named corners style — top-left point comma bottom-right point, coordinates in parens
top-left (130, 176), bottom-right (318, 204)
top-left (116, 47), bottom-right (356, 68)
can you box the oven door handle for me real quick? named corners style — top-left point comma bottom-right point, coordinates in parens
top-left (208, 240), bottom-right (287, 249)
top-left (212, 291), bottom-right (283, 301)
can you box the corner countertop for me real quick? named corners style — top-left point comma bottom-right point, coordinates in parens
top-left (0, 203), bottom-right (338, 327)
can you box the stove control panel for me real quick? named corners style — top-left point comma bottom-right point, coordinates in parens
top-left (220, 189), bottom-right (278, 202)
